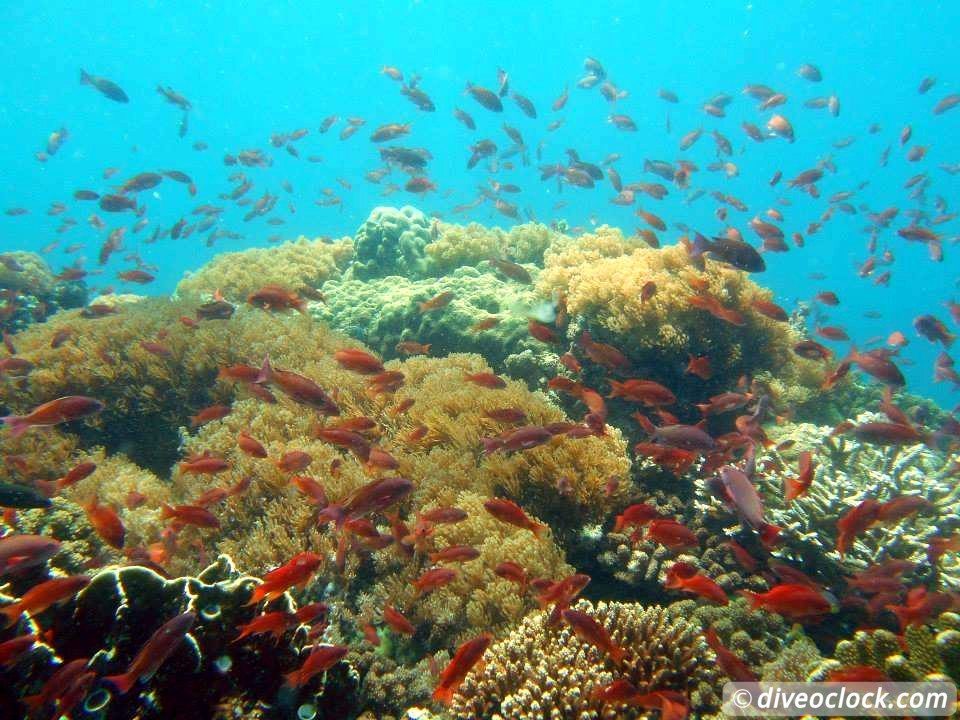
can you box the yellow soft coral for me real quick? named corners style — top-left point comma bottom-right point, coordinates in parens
top-left (175, 235), bottom-right (353, 302)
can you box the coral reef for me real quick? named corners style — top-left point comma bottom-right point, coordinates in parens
top-left (0, 555), bottom-right (358, 719)
top-left (450, 598), bottom-right (722, 719)
top-left (175, 235), bottom-right (353, 303)
top-left (814, 611), bottom-right (960, 682)
top-left (350, 206), bottom-right (434, 280)
top-left (0, 251), bottom-right (87, 331)
top-left (694, 414), bottom-right (960, 580)
top-left (315, 267), bottom-right (556, 386)
top-left (536, 228), bottom-right (827, 420)
top-left (424, 220), bottom-right (558, 272)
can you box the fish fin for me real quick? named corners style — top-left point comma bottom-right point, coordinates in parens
top-left (432, 684), bottom-right (455, 706)
top-left (104, 672), bottom-right (136, 695)
top-left (1, 415), bottom-right (27, 438)
top-left (0, 604), bottom-right (22, 627)
top-left (254, 356), bottom-right (272, 384)
top-left (79, 69), bottom-right (91, 85)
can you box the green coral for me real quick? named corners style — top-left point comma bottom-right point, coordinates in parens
top-left (350, 205), bottom-right (434, 279)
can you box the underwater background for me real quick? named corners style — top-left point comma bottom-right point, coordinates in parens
top-left (1, 0), bottom-right (960, 718)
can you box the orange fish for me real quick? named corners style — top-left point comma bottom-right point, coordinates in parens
top-left (1, 575), bottom-right (90, 627)
top-left (2, 396), bottom-right (104, 438)
top-left (189, 404), bottom-right (232, 427)
top-left (664, 562), bottom-right (728, 605)
top-left (784, 451), bottom-right (816, 502)
top-left (411, 567), bottom-right (457, 597)
top-left (247, 552), bottom-right (323, 605)
top-left (334, 349), bottom-right (385, 375)
top-left (433, 634), bottom-right (492, 705)
top-left (84, 497), bottom-right (125, 548)
top-left (247, 285), bottom-right (306, 313)
top-left (237, 431), bottom-right (268, 458)
top-left (464, 372), bottom-right (506, 389)
top-left (739, 584), bottom-right (833, 618)
top-left (417, 291), bottom-right (454, 313)
top-left (483, 498), bottom-right (545, 536)
top-left (284, 644), bottom-right (349, 688)
top-left (685, 355), bottom-right (712, 380)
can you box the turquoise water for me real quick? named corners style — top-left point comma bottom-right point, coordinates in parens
top-left (1, 0), bottom-right (958, 407)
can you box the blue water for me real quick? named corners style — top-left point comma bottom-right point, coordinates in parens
top-left (1, 0), bottom-right (958, 406)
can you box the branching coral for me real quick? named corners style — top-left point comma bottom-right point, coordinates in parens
top-left (813, 612), bottom-right (960, 682)
top-left (175, 235), bottom-right (353, 303)
top-left (693, 414), bottom-right (960, 581)
top-left (450, 598), bottom-right (722, 719)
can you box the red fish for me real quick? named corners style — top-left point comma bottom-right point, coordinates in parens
top-left (1, 575), bottom-right (90, 626)
top-left (247, 552), bottom-right (323, 604)
top-left (383, 604), bottom-right (416, 635)
top-left (334, 348), bottom-right (385, 375)
top-left (664, 562), bottom-right (728, 605)
top-left (561, 608), bottom-right (625, 661)
top-left (84, 497), bottom-right (125, 548)
top-left (104, 613), bottom-right (196, 694)
top-left (284, 644), bottom-right (349, 688)
top-left (740, 584), bottom-right (833, 618)
top-left (784, 451), bottom-right (816, 501)
top-left (613, 504), bottom-right (660, 533)
top-left (189, 404), bottom-right (232, 427)
top-left (2, 396), bottom-right (104, 437)
top-left (233, 610), bottom-right (293, 642)
top-left (237, 431), bottom-right (268, 458)
top-left (412, 567), bottom-right (457, 597)
top-left (579, 331), bottom-right (630, 372)
top-left (494, 561), bottom-right (528, 592)
top-left (483, 498), bottom-right (546, 536)
top-left (56, 462), bottom-right (97, 489)
top-left (433, 634), bottom-right (493, 705)
top-left (256, 357), bottom-right (339, 415)
top-left (705, 627), bottom-right (756, 681)
top-left (318, 476), bottom-right (413, 529)
top-left (685, 355), bottom-right (712, 380)
top-left (464, 372), bottom-right (507, 389)
top-left (608, 379), bottom-right (675, 405)
top-left (646, 519), bottom-right (698, 548)
top-left (161, 504), bottom-right (220, 529)
top-left (0, 633), bottom-right (36, 666)
top-left (179, 454), bottom-right (229, 475)
top-left (247, 285), bottom-right (306, 314)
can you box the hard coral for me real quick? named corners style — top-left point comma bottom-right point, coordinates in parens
top-left (175, 235), bottom-right (353, 303)
top-left (351, 206), bottom-right (434, 280)
top-left (450, 598), bottom-right (722, 719)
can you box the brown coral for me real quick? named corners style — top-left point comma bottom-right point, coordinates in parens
top-left (450, 598), bottom-right (721, 719)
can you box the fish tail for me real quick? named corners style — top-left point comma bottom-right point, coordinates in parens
top-left (160, 503), bottom-right (175, 520)
top-left (254, 356), bottom-right (273, 384)
top-left (432, 684), bottom-right (455, 706)
top-left (736, 589), bottom-right (761, 609)
top-left (0, 603), bottom-right (22, 627)
top-left (690, 232), bottom-right (711, 258)
top-left (104, 672), bottom-right (136, 695)
top-left (283, 669), bottom-right (301, 687)
top-left (79, 68), bottom-right (91, 85)
top-left (1, 415), bottom-right (27, 438)
top-left (245, 583), bottom-right (268, 606)
top-left (758, 523), bottom-right (782, 546)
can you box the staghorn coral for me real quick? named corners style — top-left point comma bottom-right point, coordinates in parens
top-left (175, 235), bottom-right (353, 303)
top-left (693, 414), bottom-right (960, 581)
top-left (537, 230), bottom-right (827, 420)
top-left (350, 205), bottom-right (434, 280)
top-left (450, 598), bottom-right (722, 719)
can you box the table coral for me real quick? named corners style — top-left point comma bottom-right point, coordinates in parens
top-left (175, 235), bottom-right (353, 303)
top-left (450, 598), bottom-right (722, 719)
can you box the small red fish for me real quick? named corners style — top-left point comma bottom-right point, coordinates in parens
top-left (483, 498), bottom-right (546, 536)
top-left (2, 396), bottom-right (104, 437)
top-left (84, 497), bottom-right (125, 548)
top-left (104, 613), bottom-right (196, 694)
top-left (433, 634), bottom-right (492, 705)
top-left (561, 608), bottom-right (625, 661)
top-left (334, 348), bottom-right (385, 375)
top-left (739, 584), bottom-right (833, 618)
top-left (284, 644), bottom-right (349, 688)
top-left (247, 552), bottom-right (323, 604)
top-left (664, 562), bottom-right (728, 605)
top-left (464, 372), bottom-right (507, 389)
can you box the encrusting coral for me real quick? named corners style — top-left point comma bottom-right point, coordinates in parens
top-left (175, 235), bottom-right (353, 303)
top-left (450, 598), bottom-right (722, 719)
top-left (2, 555), bottom-right (358, 720)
